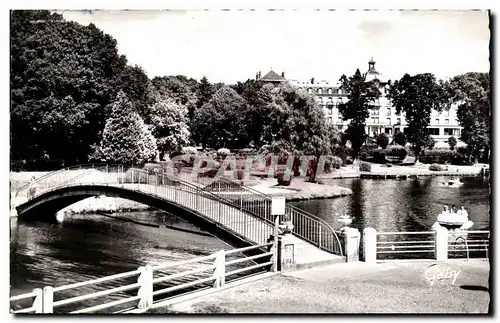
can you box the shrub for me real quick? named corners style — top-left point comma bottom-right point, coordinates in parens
top-left (425, 136), bottom-right (436, 150)
top-left (371, 149), bottom-right (386, 163)
top-left (217, 148), bottom-right (231, 160)
top-left (448, 136), bottom-right (458, 150)
top-left (385, 145), bottom-right (408, 161)
top-left (360, 162), bottom-right (371, 172)
top-left (429, 164), bottom-right (444, 171)
top-left (359, 144), bottom-right (378, 161)
top-left (331, 146), bottom-right (351, 166)
top-left (420, 149), bottom-right (458, 164)
top-left (393, 132), bottom-right (407, 146)
top-left (377, 133), bottom-right (390, 149)
top-left (332, 156), bottom-right (343, 169)
top-left (182, 146), bottom-right (198, 155)
top-left (274, 166), bottom-right (294, 186)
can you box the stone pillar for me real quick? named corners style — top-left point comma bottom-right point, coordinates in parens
top-left (342, 227), bottom-right (360, 262)
top-left (363, 227), bottom-right (377, 263)
top-left (434, 225), bottom-right (448, 261)
top-left (278, 233), bottom-right (296, 272)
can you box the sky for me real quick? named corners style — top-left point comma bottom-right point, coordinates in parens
top-left (58, 10), bottom-right (489, 84)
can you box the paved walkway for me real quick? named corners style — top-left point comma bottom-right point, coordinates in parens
top-left (155, 260), bottom-right (490, 314)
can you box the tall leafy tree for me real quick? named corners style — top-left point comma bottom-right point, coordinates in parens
top-left (191, 85), bottom-right (248, 149)
top-left (234, 79), bottom-right (273, 148)
top-left (448, 72), bottom-right (490, 163)
top-left (387, 73), bottom-right (450, 161)
top-left (10, 10), bottom-right (128, 164)
top-left (151, 75), bottom-right (198, 119)
top-left (337, 69), bottom-right (381, 158)
top-left (90, 91), bottom-right (157, 164)
top-left (146, 97), bottom-right (190, 160)
top-left (118, 64), bottom-right (154, 119)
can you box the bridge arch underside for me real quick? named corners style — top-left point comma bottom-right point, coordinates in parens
top-left (16, 185), bottom-right (265, 251)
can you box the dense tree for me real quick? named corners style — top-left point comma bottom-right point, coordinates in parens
top-left (191, 85), bottom-right (248, 149)
top-left (10, 10), bottom-right (128, 164)
top-left (234, 79), bottom-right (273, 148)
top-left (448, 72), bottom-right (490, 163)
top-left (387, 73), bottom-right (450, 161)
top-left (89, 91), bottom-right (157, 164)
top-left (146, 97), bottom-right (190, 160)
top-left (151, 75), bottom-right (198, 118)
top-left (196, 76), bottom-right (214, 112)
top-left (337, 69), bottom-right (381, 158)
top-left (117, 64), bottom-right (154, 119)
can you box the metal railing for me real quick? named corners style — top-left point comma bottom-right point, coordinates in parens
top-left (10, 242), bottom-right (276, 314)
top-left (371, 229), bottom-right (490, 261)
top-left (448, 230), bottom-right (490, 260)
top-left (15, 164), bottom-right (343, 256)
top-left (16, 164), bottom-right (282, 246)
top-left (195, 176), bottom-right (343, 256)
top-left (376, 231), bottom-right (436, 260)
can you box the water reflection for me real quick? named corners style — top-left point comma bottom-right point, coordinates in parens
top-left (291, 176), bottom-right (490, 232)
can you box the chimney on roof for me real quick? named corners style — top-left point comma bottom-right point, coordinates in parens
top-left (311, 77), bottom-right (315, 84)
top-left (281, 72), bottom-right (285, 78)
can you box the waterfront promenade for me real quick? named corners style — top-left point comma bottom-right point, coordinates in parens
top-left (153, 260), bottom-right (490, 314)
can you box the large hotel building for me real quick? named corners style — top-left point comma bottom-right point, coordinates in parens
top-left (257, 58), bottom-right (463, 148)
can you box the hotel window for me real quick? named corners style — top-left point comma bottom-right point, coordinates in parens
top-left (445, 119), bottom-right (449, 125)
top-left (445, 110), bottom-right (450, 117)
top-left (308, 88), bottom-right (312, 94)
top-left (435, 119), bottom-right (439, 124)
top-left (386, 108), bottom-right (391, 116)
top-left (396, 118), bottom-right (401, 125)
top-left (327, 97), bottom-right (334, 107)
top-left (453, 129), bottom-right (460, 136)
top-left (327, 88), bottom-right (333, 94)
top-left (338, 88), bottom-right (342, 94)
top-left (385, 128), bottom-right (392, 135)
top-left (318, 88), bottom-right (322, 94)
top-left (428, 128), bottom-right (440, 135)
top-left (386, 118), bottom-right (391, 125)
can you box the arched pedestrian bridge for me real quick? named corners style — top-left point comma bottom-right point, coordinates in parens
top-left (13, 164), bottom-right (344, 268)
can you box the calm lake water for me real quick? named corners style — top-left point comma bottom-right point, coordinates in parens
top-left (10, 175), bottom-right (490, 311)
top-left (290, 176), bottom-right (490, 232)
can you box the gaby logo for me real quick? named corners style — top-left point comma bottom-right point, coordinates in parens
top-left (424, 264), bottom-right (461, 286)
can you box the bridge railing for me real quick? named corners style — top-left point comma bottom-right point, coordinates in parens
top-left (17, 164), bottom-right (281, 246)
top-left (196, 177), bottom-right (344, 256)
top-left (10, 242), bottom-right (276, 314)
top-left (15, 164), bottom-right (342, 255)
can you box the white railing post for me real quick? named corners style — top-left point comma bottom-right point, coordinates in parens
top-left (363, 228), bottom-right (377, 263)
top-left (42, 286), bottom-right (53, 314)
top-left (137, 265), bottom-right (154, 310)
top-left (434, 226), bottom-right (448, 261)
top-left (342, 227), bottom-right (361, 262)
top-left (272, 215), bottom-right (280, 272)
top-left (212, 250), bottom-right (226, 288)
top-left (33, 288), bottom-right (43, 313)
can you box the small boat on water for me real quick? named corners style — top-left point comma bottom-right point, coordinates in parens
top-left (441, 177), bottom-right (463, 187)
top-left (436, 212), bottom-right (473, 230)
